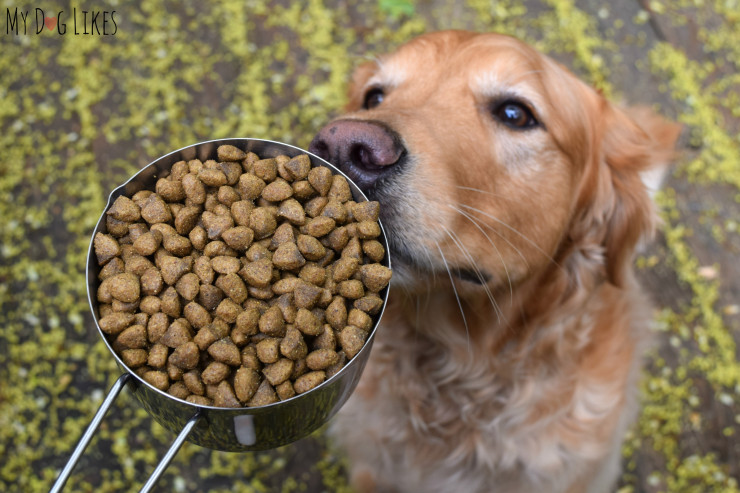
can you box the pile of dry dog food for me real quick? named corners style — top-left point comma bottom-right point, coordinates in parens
top-left (93, 145), bottom-right (391, 408)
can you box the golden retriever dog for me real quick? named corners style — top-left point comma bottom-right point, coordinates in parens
top-left (308, 30), bottom-right (681, 493)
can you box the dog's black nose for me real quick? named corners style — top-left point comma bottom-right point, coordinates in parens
top-left (309, 119), bottom-right (404, 190)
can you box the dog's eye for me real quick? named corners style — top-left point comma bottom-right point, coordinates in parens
top-left (492, 101), bottom-right (538, 130)
top-left (363, 88), bottom-right (385, 110)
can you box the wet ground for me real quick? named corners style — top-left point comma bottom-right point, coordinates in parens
top-left (1, 0), bottom-right (739, 491)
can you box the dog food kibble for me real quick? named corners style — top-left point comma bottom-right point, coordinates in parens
top-left (94, 146), bottom-right (390, 407)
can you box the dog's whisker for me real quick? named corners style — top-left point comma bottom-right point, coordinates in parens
top-left (450, 205), bottom-right (514, 304)
top-left (434, 239), bottom-right (472, 357)
top-left (451, 203), bottom-right (531, 270)
top-left (458, 203), bottom-right (563, 271)
top-left (442, 225), bottom-right (503, 324)
top-left (455, 186), bottom-right (509, 200)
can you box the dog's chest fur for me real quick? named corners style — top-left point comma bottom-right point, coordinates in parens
top-left (332, 285), bottom-right (649, 493)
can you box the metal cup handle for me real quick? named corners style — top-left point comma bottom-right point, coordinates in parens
top-left (50, 373), bottom-right (202, 493)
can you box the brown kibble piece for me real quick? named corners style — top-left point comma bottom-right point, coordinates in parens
top-left (159, 286), bottom-right (181, 318)
top-left (94, 233), bottom-right (121, 266)
top-left (211, 256), bottom-right (241, 274)
top-left (168, 382), bottom-right (190, 400)
top-left (325, 297), bottom-right (347, 330)
top-left (258, 305), bottom-right (285, 336)
top-left (217, 144), bottom-right (247, 162)
top-left (213, 381), bottom-right (240, 406)
top-left (143, 371), bottom-right (170, 391)
top-left (198, 168), bottom-right (227, 187)
top-left (184, 370), bottom-right (205, 395)
top-left (238, 258), bottom-right (272, 288)
top-left (238, 173), bottom-right (266, 201)
top-left (359, 264), bottom-right (393, 292)
top-left (294, 371), bottom-right (326, 394)
top-left (321, 199), bottom-right (347, 223)
top-left (296, 234), bottom-right (326, 261)
top-left (121, 349), bottom-right (148, 368)
top-left (234, 367), bottom-right (260, 402)
top-left (293, 281), bottom-right (323, 309)
top-left (222, 226), bottom-right (254, 251)
top-left (307, 166), bottom-right (332, 196)
top-left (202, 211), bottom-right (234, 240)
top-left (338, 280), bottom-right (364, 299)
top-left (147, 312), bottom-right (169, 342)
top-left (270, 222), bottom-right (296, 250)
top-left (183, 301), bottom-right (212, 329)
top-left (147, 343), bottom-right (169, 368)
top-left (302, 216), bottom-right (335, 237)
top-left (99, 257), bottom-right (125, 280)
top-left (352, 201), bottom-right (380, 222)
top-left (249, 207), bottom-right (277, 239)
top-left (256, 338), bottom-right (280, 364)
top-left (348, 308), bottom-right (373, 331)
top-left (109, 273), bottom-right (140, 303)
top-left (174, 206), bottom-right (201, 235)
top-left (356, 221), bottom-right (381, 239)
top-left (159, 256), bottom-right (190, 285)
top-left (202, 361), bottom-right (230, 385)
top-left (215, 273), bottom-right (248, 303)
top-left (253, 158), bottom-right (278, 182)
top-left (133, 230), bottom-right (163, 256)
top-left (262, 358), bottom-right (295, 386)
top-left (156, 178), bottom-right (186, 202)
top-left (208, 339), bottom-right (242, 366)
top-left (332, 256), bottom-right (359, 282)
top-left (99, 312), bottom-right (135, 335)
top-left (116, 324), bottom-right (147, 349)
top-left (272, 242), bottom-right (306, 270)
top-left (328, 175), bottom-right (352, 202)
top-left (189, 226), bottom-right (208, 251)
top-left (299, 264), bottom-right (326, 286)
top-left (140, 296), bottom-right (161, 314)
top-left (353, 293), bottom-right (383, 315)
top-left (275, 381), bottom-right (296, 401)
top-left (108, 195), bottom-right (141, 222)
top-left (284, 154), bottom-right (311, 181)
top-left (247, 380), bottom-right (278, 407)
top-left (362, 240), bottom-right (385, 262)
top-left (277, 198), bottom-right (306, 226)
top-left (193, 326), bottom-right (218, 351)
top-left (262, 178), bottom-right (293, 202)
top-left (182, 173), bottom-right (206, 204)
top-left (170, 341), bottom-right (200, 369)
top-left (186, 395), bottom-right (212, 406)
top-left (339, 325), bottom-right (367, 358)
top-left (141, 194), bottom-right (172, 224)
top-left (306, 349), bottom-right (340, 370)
top-left (294, 308), bottom-right (322, 336)
top-left (280, 327), bottom-right (308, 360)
top-left (160, 319), bottom-right (192, 348)
top-left (313, 324), bottom-right (337, 350)
top-left (175, 273), bottom-right (200, 301)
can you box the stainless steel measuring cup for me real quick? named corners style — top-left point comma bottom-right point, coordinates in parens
top-left (51, 138), bottom-right (391, 493)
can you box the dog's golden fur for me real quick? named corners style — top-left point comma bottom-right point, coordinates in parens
top-left (325, 31), bottom-right (681, 493)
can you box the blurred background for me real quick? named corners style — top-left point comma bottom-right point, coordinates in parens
top-left (1, 0), bottom-right (738, 491)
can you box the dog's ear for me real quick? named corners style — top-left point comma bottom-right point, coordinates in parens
top-left (574, 103), bottom-right (681, 287)
top-left (345, 61), bottom-right (378, 112)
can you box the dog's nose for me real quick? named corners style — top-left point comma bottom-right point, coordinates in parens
top-left (309, 120), bottom-right (404, 190)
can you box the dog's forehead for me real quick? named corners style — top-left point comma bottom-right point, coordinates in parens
top-left (372, 34), bottom-right (556, 102)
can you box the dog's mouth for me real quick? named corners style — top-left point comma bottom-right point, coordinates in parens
top-left (385, 233), bottom-right (491, 287)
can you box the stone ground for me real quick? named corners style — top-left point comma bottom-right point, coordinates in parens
top-left (1, 0), bottom-right (739, 492)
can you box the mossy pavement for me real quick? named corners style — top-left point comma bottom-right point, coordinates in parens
top-left (1, 0), bottom-right (738, 491)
